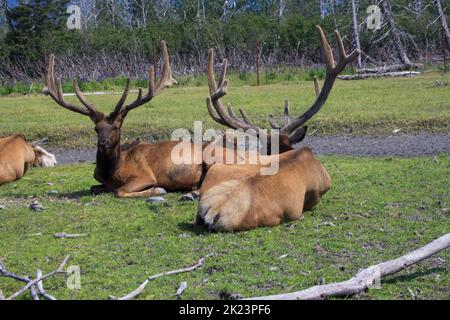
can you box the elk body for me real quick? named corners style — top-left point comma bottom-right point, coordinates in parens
top-left (0, 135), bottom-right (57, 186)
top-left (196, 26), bottom-right (360, 231)
top-left (197, 148), bottom-right (331, 231)
top-left (44, 42), bottom-right (205, 198)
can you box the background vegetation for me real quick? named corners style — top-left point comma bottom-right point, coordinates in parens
top-left (0, 0), bottom-right (449, 83)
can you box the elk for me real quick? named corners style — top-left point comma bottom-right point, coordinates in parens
top-left (0, 135), bottom-right (57, 186)
top-left (196, 26), bottom-right (360, 231)
top-left (44, 41), bottom-right (206, 198)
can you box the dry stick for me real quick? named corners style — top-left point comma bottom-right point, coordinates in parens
top-left (246, 233), bottom-right (450, 300)
top-left (36, 269), bottom-right (57, 300)
top-left (0, 288), bottom-right (4, 300)
top-left (30, 285), bottom-right (40, 300)
top-left (54, 232), bottom-right (88, 239)
top-left (5, 255), bottom-right (70, 300)
top-left (111, 254), bottom-right (214, 300)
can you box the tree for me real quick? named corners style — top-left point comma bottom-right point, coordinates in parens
top-left (351, 0), bottom-right (362, 68)
top-left (380, 0), bottom-right (413, 66)
top-left (434, 0), bottom-right (450, 53)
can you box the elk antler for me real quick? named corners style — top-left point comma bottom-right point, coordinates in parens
top-left (44, 41), bottom-right (176, 121)
top-left (44, 54), bottom-right (102, 121)
top-left (206, 26), bottom-right (360, 145)
top-left (112, 40), bottom-right (177, 119)
top-left (206, 49), bottom-right (260, 132)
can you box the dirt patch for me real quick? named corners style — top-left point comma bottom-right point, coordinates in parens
top-left (50, 132), bottom-right (450, 165)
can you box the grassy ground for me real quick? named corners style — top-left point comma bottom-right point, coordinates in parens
top-left (0, 155), bottom-right (448, 300)
top-left (1, 71), bottom-right (449, 148)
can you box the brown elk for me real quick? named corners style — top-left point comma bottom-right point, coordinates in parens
top-left (44, 41), bottom-right (207, 198)
top-left (0, 135), bottom-right (57, 186)
top-left (196, 26), bottom-right (360, 231)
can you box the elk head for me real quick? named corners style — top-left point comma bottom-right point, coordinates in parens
top-left (206, 26), bottom-right (360, 154)
top-left (44, 41), bottom-right (176, 153)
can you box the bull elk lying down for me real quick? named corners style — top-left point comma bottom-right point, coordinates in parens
top-left (0, 135), bottom-right (57, 186)
top-left (44, 42), bottom-right (205, 198)
top-left (196, 26), bottom-right (360, 231)
top-left (197, 147), bottom-right (331, 231)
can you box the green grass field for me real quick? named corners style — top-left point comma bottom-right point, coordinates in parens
top-left (0, 156), bottom-right (448, 300)
top-left (1, 72), bottom-right (449, 148)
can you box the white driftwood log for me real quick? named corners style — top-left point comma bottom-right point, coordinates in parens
top-left (246, 233), bottom-right (450, 300)
top-left (338, 71), bottom-right (421, 80)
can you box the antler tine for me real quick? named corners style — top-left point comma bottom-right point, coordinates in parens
top-left (155, 40), bottom-right (176, 93)
top-left (313, 77), bottom-right (320, 98)
top-left (284, 99), bottom-right (291, 124)
top-left (317, 25), bottom-right (335, 72)
top-left (73, 79), bottom-right (102, 115)
top-left (274, 25), bottom-right (360, 140)
top-left (43, 54), bottom-right (96, 117)
top-left (206, 49), bottom-right (254, 130)
top-left (118, 41), bottom-right (176, 117)
top-left (111, 78), bottom-right (131, 116)
top-left (239, 108), bottom-right (254, 126)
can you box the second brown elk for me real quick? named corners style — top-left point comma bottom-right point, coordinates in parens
top-left (196, 26), bottom-right (360, 231)
top-left (0, 135), bottom-right (57, 186)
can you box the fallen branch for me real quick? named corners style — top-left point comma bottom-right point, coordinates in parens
top-left (338, 71), bottom-right (421, 80)
top-left (111, 254), bottom-right (214, 300)
top-left (357, 63), bottom-right (423, 74)
top-left (54, 232), bottom-right (89, 239)
top-left (36, 270), bottom-right (57, 300)
top-left (245, 233), bottom-right (450, 300)
top-left (0, 255), bottom-right (70, 300)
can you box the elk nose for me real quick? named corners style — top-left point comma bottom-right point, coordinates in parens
top-left (99, 140), bottom-right (109, 147)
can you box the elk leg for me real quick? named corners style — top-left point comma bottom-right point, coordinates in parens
top-left (114, 177), bottom-right (166, 198)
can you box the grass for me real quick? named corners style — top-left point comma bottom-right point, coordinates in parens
top-left (0, 155), bottom-right (448, 300)
top-left (0, 71), bottom-right (449, 148)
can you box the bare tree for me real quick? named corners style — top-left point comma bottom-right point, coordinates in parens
top-left (434, 0), bottom-right (450, 52)
top-left (381, 0), bottom-right (413, 66)
top-left (319, 0), bottom-right (325, 19)
top-left (131, 0), bottom-right (151, 28)
top-left (351, 0), bottom-right (362, 68)
top-left (279, 0), bottom-right (286, 17)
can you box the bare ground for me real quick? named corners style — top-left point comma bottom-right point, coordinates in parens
top-left (49, 132), bottom-right (450, 165)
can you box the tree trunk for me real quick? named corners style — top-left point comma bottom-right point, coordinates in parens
top-left (381, 0), bottom-right (413, 66)
top-left (434, 0), bottom-right (450, 53)
top-left (279, 0), bottom-right (286, 18)
top-left (351, 0), bottom-right (362, 68)
top-left (319, 0), bottom-right (325, 19)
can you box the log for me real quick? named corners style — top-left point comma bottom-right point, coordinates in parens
top-left (245, 233), bottom-right (450, 300)
top-left (338, 71), bottom-right (421, 80)
top-left (357, 63), bottom-right (423, 74)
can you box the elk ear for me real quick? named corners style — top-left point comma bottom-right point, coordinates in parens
top-left (288, 126), bottom-right (308, 145)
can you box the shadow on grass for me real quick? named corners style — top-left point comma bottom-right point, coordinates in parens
top-left (178, 221), bottom-right (211, 235)
top-left (55, 189), bottom-right (93, 199)
top-left (383, 267), bottom-right (445, 284)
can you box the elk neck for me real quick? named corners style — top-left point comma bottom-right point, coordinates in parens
top-left (95, 137), bottom-right (123, 177)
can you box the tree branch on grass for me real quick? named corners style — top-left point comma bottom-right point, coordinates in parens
top-left (54, 232), bottom-right (89, 239)
top-left (110, 253), bottom-right (215, 300)
top-left (0, 255), bottom-right (70, 300)
top-left (36, 269), bottom-right (57, 300)
top-left (245, 233), bottom-right (450, 300)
